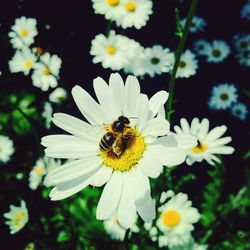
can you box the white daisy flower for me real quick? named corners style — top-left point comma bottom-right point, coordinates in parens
top-left (236, 49), bottom-right (250, 67)
top-left (9, 16), bottom-right (38, 49)
top-left (4, 200), bottom-right (29, 234)
top-left (104, 214), bottom-right (139, 241)
top-left (156, 192), bottom-right (200, 248)
top-left (90, 31), bottom-right (128, 70)
top-left (231, 102), bottom-right (248, 121)
top-left (0, 135), bottom-right (14, 164)
top-left (49, 87), bottom-right (67, 103)
top-left (180, 16), bottom-right (206, 33)
top-left (29, 156), bottom-right (61, 190)
top-left (174, 118), bottom-right (235, 166)
top-left (116, 0), bottom-right (153, 29)
top-left (175, 50), bottom-right (198, 78)
top-left (91, 0), bottom-right (124, 21)
top-left (208, 83), bottom-right (238, 110)
top-left (193, 39), bottom-right (210, 56)
top-left (170, 237), bottom-right (207, 250)
top-left (9, 48), bottom-right (37, 75)
top-left (41, 73), bottom-right (197, 229)
top-left (241, 2), bottom-right (250, 20)
top-left (204, 40), bottom-right (230, 63)
top-left (233, 34), bottom-right (250, 52)
top-left (142, 45), bottom-right (174, 77)
top-left (42, 102), bottom-right (53, 129)
top-left (31, 52), bottom-right (62, 91)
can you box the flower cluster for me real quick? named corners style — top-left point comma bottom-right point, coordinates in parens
top-left (8, 16), bottom-right (62, 91)
top-left (180, 16), bottom-right (207, 34)
top-left (241, 0), bottom-right (250, 20)
top-left (208, 83), bottom-right (248, 121)
top-left (233, 34), bottom-right (250, 67)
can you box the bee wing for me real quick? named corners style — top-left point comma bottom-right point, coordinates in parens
top-left (112, 135), bottom-right (123, 156)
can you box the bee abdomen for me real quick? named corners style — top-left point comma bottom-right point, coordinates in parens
top-left (99, 132), bottom-right (115, 152)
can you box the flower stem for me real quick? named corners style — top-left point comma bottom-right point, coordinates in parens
top-left (166, 0), bottom-right (199, 121)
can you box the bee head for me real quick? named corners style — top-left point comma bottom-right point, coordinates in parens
top-left (118, 116), bottom-right (130, 125)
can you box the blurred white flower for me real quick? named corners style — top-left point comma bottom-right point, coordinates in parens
top-left (231, 102), bottom-right (248, 121)
top-left (175, 50), bottom-right (198, 78)
top-left (241, 1), bottom-right (250, 20)
top-left (233, 34), bottom-right (250, 52)
top-left (193, 39), bottom-right (209, 55)
top-left (9, 48), bottom-right (37, 75)
top-left (142, 45), bottom-right (174, 77)
top-left (104, 214), bottom-right (139, 241)
top-left (32, 52), bottom-right (62, 91)
top-left (236, 49), bottom-right (250, 67)
top-left (41, 73), bottom-right (196, 229)
top-left (9, 16), bottom-right (37, 49)
top-left (0, 135), bottom-right (14, 164)
top-left (208, 83), bottom-right (238, 110)
top-left (157, 193), bottom-right (200, 248)
top-left (42, 102), bottom-right (53, 129)
top-left (181, 16), bottom-right (206, 33)
top-left (116, 0), bottom-right (153, 29)
top-left (4, 200), bottom-right (28, 234)
top-left (49, 87), bottom-right (67, 103)
top-left (204, 40), bottom-right (230, 63)
top-left (174, 118), bottom-right (235, 166)
top-left (170, 237), bottom-right (207, 250)
top-left (29, 156), bottom-right (61, 190)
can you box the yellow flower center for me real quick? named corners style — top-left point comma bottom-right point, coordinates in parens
top-left (20, 29), bottom-right (29, 37)
top-left (16, 212), bottom-right (25, 220)
top-left (162, 210), bottom-right (181, 227)
top-left (24, 60), bottom-right (33, 69)
top-left (107, 0), bottom-right (120, 6)
top-left (191, 140), bottom-right (207, 153)
top-left (43, 67), bottom-right (51, 75)
top-left (124, 1), bottom-right (136, 12)
top-left (100, 128), bottom-right (146, 172)
top-left (106, 46), bottom-right (117, 55)
top-left (35, 166), bottom-right (43, 175)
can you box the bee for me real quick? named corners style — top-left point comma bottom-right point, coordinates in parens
top-left (99, 116), bottom-right (132, 156)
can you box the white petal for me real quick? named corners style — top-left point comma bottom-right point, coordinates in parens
top-left (171, 133), bottom-right (197, 150)
top-left (96, 171), bottom-right (123, 220)
top-left (207, 146), bottom-right (235, 154)
top-left (45, 143), bottom-right (98, 159)
top-left (136, 94), bottom-right (149, 131)
top-left (124, 75), bottom-right (141, 117)
top-left (117, 173), bottom-right (137, 229)
top-left (139, 150), bottom-right (163, 178)
top-left (197, 118), bottom-right (209, 139)
top-left (173, 125), bottom-right (183, 134)
top-left (180, 118), bottom-right (190, 134)
top-left (157, 105), bottom-right (166, 119)
top-left (46, 157), bottom-right (102, 184)
top-left (90, 166), bottom-right (113, 187)
top-left (72, 85), bottom-right (107, 125)
top-left (49, 168), bottom-right (98, 200)
top-left (142, 117), bottom-right (170, 137)
top-left (209, 136), bottom-right (232, 148)
top-left (205, 125), bottom-right (227, 142)
top-left (52, 113), bottom-right (100, 142)
top-left (149, 91), bottom-right (169, 118)
top-left (190, 117), bottom-right (200, 135)
top-left (93, 76), bottom-right (120, 121)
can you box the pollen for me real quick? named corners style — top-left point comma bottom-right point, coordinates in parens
top-left (107, 0), bottom-right (120, 6)
top-left (191, 140), bottom-right (207, 153)
top-left (100, 128), bottom-right (146, 172)
top-left (43, 67), bottom-right (51, 75)
top-left (24, 60), bottom-right (33, 69)
top-left (16, 212), bottom-right (25, 220)
top-left (124, 1), bottom-right (136, 12)
top-left (106, 46), bottom-right (117, 55)
top-left (35, 166), bottom-right (43, 175)
top-left (20, 29), bottom-right (28, 37)
top-left (162, 210), bottom-right (181, 227)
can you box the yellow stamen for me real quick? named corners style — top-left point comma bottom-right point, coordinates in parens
top-left (106, 46), bottom-right (117, 55)
top-left (162, 210), bottom-right (181, 227)
top-left (100, 128), bottom-right (146, 172)
top-left (24, 60), bottom-right (33, 69)
top-left (191, 141), bottom-right (207, 153)
top-left (107, 0), bottom-right (120, 6)
top-left (124, 1), bottom-right (136, 12)
top-left (43, 67), bottom-right (50, 75)
top-left (16, 212), bottom-right (25, 220)
top-left (35, 166), bottom-right (43, 175)
top-left (20, 29), bottom-right (29, 37)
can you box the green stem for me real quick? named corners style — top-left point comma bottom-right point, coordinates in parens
top-left (105, 20), bottom-right (113, 37)
top-left (166, 0), bottom-right (199, 121)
